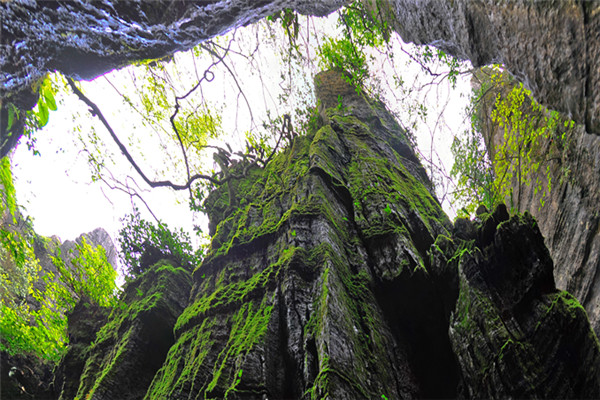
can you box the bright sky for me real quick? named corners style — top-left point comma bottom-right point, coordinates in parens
top-left (10, 12), bottom-right (472, 261)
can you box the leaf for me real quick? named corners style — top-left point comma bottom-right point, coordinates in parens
top-left (6, 105), bottom-right (16, 132)
top-left (43, 87), bottom-right (57, 111)
top-left (37, 102), bottom-right (49, 127)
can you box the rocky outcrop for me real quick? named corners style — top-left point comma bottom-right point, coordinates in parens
top-left (0, 221), bottom-right (118, 399)
top-left (432, 206), bottom-right (600, 398)
top-left (146, 70), bottom-right (454, 399)
top-left (476, 70), bottom-right (600, 337)
top-left (126, 71), bottom-right (599, 398)
top-left (2, 1), bottom-right (599, 157)
top-left (59, 227), bottom-right (118, 270)
top-left (61, 260), bottom-right (191, 400)
top-left (384, 0), bottom-right (600, 134)
top-left (53, 297), bottom-right (111, 400)
top-left (516, 123), bottom-right (600, 337)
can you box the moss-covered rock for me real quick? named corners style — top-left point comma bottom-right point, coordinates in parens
top-left (446, 207), bottom-right (600, 398)
top-left (146, 70), bottom-right (456, 399)
top-left (67, 260), bottom-right (191, 400)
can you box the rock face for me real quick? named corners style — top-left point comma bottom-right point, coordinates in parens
top-left (384, 0), bottom-right (600, 134)
top-left (146, 70), bottom-right (454, 399)
top-left (2, 0), bottom-right (599, 157)
top-left (513, 124), bottom-right (600, 337)
top-left (53, 298), bottom-right (111, 400)
top-left (58, 260), bottom-right (192, 400)
top-left (436, 207), bottom-right (600, 398)
top-left (476, 71), bottom-right (600, 337)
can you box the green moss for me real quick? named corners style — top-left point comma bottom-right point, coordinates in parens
top-left (534, 290), bottom-right (589, 333)
top-left (169, 87), bottom-right (452, 399)
top-left (176, 247), bottom-right (299, 334)
top-left (75, 260), bottom-right (190, 400)
top-left (145, 318), bottom-right (217, 399)
top-left (206, 295), bottom-right (274, 399)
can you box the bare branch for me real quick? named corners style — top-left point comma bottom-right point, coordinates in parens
top-left (68, 78), bottom-right (223, 190)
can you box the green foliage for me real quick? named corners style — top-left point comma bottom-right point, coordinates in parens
top-left (451, 68), bottom-right (574, 214)
top-left (52, 238), bottom-right (119, 308)
top-left (418, 45), bottom-right (461, 88)
top-left (317, 1), bottom-right (390, 89)
top-left (491, 80), bottom-right (565, 209)
top-left (266, 8), bottom-right (299, 48)
top-left (1, 233), bottom-right (118, 361)
top-left (0, 156), bottom-right (17, 218)
top-left (4, 74), bottom-right (60, 156)
top-left (0, 157), bottom-right (118, 361)
top-left (450, 110), bottom-right (498, 216)
top-left (118, 209), bottom-right (202, 278)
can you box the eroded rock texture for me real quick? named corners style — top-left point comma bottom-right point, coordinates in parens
top-left (476, 70), bottom-right (600, 337)
top-left (146, 70), bottom-right (454, 399)
top-left (53, 298), bottom-right (111, 400)
top-left (60, 260), bottom-right (192, 400)
top-left (384, 0), bottom-right (600, 134)
top-left (434, 207), bottom-right (600, 398)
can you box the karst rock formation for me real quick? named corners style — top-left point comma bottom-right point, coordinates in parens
top-left (2, 1), bottom-right (600, 399)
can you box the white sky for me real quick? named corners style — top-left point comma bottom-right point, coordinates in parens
top-left (10, 13), bottom-right (472, 259)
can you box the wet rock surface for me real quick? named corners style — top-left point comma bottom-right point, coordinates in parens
top-left (10, 70), bottom-right (599, 399)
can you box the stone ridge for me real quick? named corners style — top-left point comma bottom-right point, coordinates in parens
top-left (145, 70), bottom-right (453, 399)
top-left (59, 260), bottom-right (192, 400)
top-left (433, 206), bottom-right (600, 398)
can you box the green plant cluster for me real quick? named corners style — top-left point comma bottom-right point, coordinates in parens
top-left (51, 238), bottom-right (119, 308)
top-left (4, 74), bottom-right (59, 156)
top-left (451, 68), bottom-right (575, 216)
top-left (118, 209), bottom-right (203, 278)
top-left (0, 156), bottom-right (118, 361)
top-left (317, 1), bottom-right (390, 89)
top-left (1, 234), bottom-right (118, 361)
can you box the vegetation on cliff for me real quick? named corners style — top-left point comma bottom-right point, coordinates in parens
top-left (451, 68), bottom-right (576, 215)
top-left (1, 157), bottom-right (118, 361)
top-left (1, 1), bottom-right (600, 399)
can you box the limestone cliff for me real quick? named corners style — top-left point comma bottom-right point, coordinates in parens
top-left (475, 70), bottom-right (600, 338)
top-left (48, 71), bottom-right (600, 399)
top-left (2, 0), bottom-right (599, 157)
top-left (384, 0), bottom-right (600, 134)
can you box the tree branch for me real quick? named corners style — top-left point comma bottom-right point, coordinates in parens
top-left (67, 78), bottom-right (223, 190)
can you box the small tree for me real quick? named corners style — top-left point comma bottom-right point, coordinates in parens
top-left (118, 209), bottom-right (203, 278)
